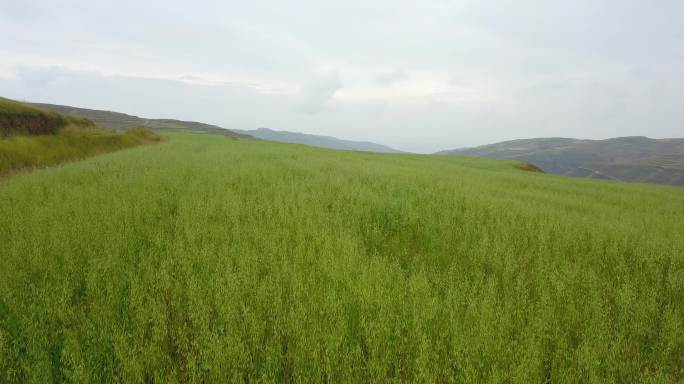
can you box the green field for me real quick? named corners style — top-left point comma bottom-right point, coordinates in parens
top-left (1, 133), bottom-right (683, 382)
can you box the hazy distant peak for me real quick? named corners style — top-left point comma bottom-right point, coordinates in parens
top-left (234, 128), bottom-right (402, 153)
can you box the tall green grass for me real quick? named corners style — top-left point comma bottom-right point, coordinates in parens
top-left (0, 133), bottom-right (682, 382)
top-left (0, 126), bottom-right (160, 177)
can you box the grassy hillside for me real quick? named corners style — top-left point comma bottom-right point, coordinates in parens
top-left (1, 133), bottom-right (683, 382)
top-left (32, 102), bottom-right (250, 138)
top-left (595, 154), bottom-right (684, 185)
top-left (439, 136), bottom-right (684, 186)
top-left (1, 98), bottom-right (161, 177)
top-left (1, 98), bottom-right (93, 137)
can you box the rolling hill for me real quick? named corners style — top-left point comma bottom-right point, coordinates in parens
top-left (31, 102), bottom-right (249, 138)
top-left (233, 127), bottom-right (403, 153)
top-left (438, 136), bottom-right (684, 186)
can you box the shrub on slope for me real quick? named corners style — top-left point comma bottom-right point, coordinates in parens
top-left (0, 125), bottom-right (160, 177)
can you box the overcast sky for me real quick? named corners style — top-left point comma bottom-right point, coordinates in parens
top-left (1, 0), bottom-right (683, 152)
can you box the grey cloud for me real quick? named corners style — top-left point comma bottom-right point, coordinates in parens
top-left (296, 73), bottom-right (342, 115)
top-left (373, 69), bottom-right (408, 86)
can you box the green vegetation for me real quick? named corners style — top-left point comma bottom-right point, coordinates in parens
top-left (513, 162), bottom-right (544, 173)
top-left (1, 98), bottom-right (92, 137)
top-left (0, 126), bottom-right (161, 177)
top-left (0, 98), bottom-right (161, 178)
top-left (1, 133), bottom-right (683, 382)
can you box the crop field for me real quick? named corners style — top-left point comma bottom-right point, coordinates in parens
top-left (1, 133), bottom-right (683, 382)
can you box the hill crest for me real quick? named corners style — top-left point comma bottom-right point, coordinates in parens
top-left (31, 102), bottom-right (249, 138)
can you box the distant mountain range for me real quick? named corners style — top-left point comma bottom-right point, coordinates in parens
top-left (33, 102), bottom-right (401, 153)
top-left (31, 102), bottom-right (250, 138)
top-left (438, 137), bottom-right (684, 186)
top-left (233, 128), bottom-right (402, 153)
